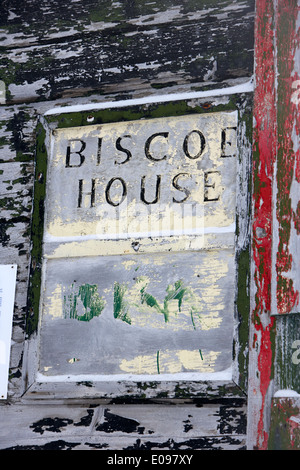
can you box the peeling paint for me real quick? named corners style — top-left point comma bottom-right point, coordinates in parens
top-left (273, 1), bottom-right (300, 314)
top-left (119, 349), bottom-right (216, 375)
top-left (248, 0), bottom-right (300, 450)
top-left (0, 81), bottom-right (5, 105)
top-left (248, 0), bottom-right (277, 450)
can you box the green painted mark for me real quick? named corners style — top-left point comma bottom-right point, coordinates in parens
top-left (157, 350), bottom-right (160, 374)
top-left (140, 278), bottom-right (201, 328)
top-left (190, 309), bottom-right (197, 330)
top-left (165, 280), bottom-right (186, 314)
top-left (114, 282), bottom-right (131, 325)
top-left (63, 278), bottom-right (201, 332)
top-left (64, 283), bottom-right (105, 321)
top-left (140, 285), bottom-right (165, 318)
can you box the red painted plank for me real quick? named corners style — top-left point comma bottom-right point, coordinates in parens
top-left (248, 0), bottom-right (300, 449)
top-left (249, 0), bottom-right (277, 449)
top-left (274, 1), bottom-right (300, 314)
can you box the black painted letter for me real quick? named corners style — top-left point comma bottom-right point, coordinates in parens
top-left (97, 138), bottom-right (102, 165)
top-left (115, 135), bottom-right (132, 164)
top-left (172, 173), bottom-right (191, 203)
top-left (66, 139), bottom-right (86, 167)
top-left (77, 179), bottom-right (96, 208)
top-left (221, 127), bottom-right (237, 158)
top-left (145, 133), bottom-right (169, 161)
top-left (204, 171), bottom-right (221, 202)
top-left (141, 175), bottom-right (161, 204)
top-left (183, 130), bottom-right (205, 160)
top-left (105, 177), bottom-right (127, 206)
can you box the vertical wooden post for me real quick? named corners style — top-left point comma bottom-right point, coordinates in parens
top-left (273, 1), bottom-right (300, 315)
top-left (248, 0), bottom-right (300, 449)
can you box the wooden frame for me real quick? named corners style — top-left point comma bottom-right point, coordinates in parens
top-left (23, 90), bottom-right (252, 400)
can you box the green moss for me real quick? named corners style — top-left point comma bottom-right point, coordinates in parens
top-left (136, 382), bottom-right (158, 391)
top-left (89, 1), bottom-right (124, 23)
top-left (26, 122), bottom-right (47, 336)
top-left (0, 136), bottom-right (8, 148)
top-left (236, 247), bottom-right (250, 389)
top-left (0, 195), bottom-right (31, 218)
top-left (151, 81), bottom-right (178, 89)
top-left (46, 96), bottom-right (238, 130)
top-left (0, 58), bottom-right (23, 86)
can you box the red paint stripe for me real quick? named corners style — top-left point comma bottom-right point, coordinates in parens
top-left (276, 1), bottom-right (300, 314)
top-left (252, 0), bottom-right (277, 449)
top-left (251, 0), bottom-right (300, 449)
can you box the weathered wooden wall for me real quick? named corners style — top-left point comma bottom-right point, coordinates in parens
top-left (0, 0), bottom-right (255, 450)
top-left (0, 0), bottom-right (254, 104)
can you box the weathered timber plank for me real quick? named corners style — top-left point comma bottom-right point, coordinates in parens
top-left (0, 402), bottom-right (246, 450)
top-left (0, 435), bottom-right (247, 450)
top-left (0, 108), bottom-right (36, 163)
top-left (0, 106), bottom-right (37, 397)
top-left (0, 0), bottom-right (254, 103)
top-left (246, 0), bottom-right (277, 451)
top-left (271, 1), bottom-right (300, 315)
top-left (0, 0), bottom-right (255, 46)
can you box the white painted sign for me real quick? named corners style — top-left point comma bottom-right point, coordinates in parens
top-left (0, 265), bottom-right (17, 399)
top-left (31, 110), bottom-right (239, 395)
top-left (45, 112), bottom-right (237, 243)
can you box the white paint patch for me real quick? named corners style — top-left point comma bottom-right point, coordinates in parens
top-left (44, 80), bottom-right (254, 116)
top-left (0, 81), bottom-right (5, 105)
top-left (0, 265), bottom-right (17, 399)
top-left (274, 389), bottom-right (300, 398)
top-left (9, 79), bottom-right (49, 100)
top-left (36, 366), bottom-right (232, 383)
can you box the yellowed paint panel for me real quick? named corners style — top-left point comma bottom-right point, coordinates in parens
top-left (45, 112), bottom-right (237, 243)
top-left (45, 284), bottom-right (63, 319)
top-left (119, 349), bottom-right (220, 375)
